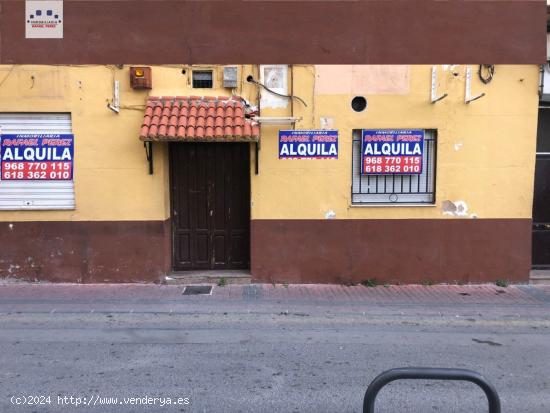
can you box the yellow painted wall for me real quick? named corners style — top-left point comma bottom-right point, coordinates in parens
top-left (0, 64), bottom-right (539, 222)
top-left (0, 64), bottom-right (258, 221)
top-left (251, 65), bottom-right (539, 220)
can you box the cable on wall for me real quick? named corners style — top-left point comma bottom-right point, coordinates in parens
top-left (478, 64), bottom-right (495, 84)
top-left (246, 75), bottom-right (307, 107)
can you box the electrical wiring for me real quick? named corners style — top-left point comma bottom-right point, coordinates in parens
top-left (247, 76), bottom-right (307, 107)
top-left (0, 66), bottom-right (16, 89)
top-left (478, 64), bottom-right (495, 84)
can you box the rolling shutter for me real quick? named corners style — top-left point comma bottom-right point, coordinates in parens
top-left (0, 113), bottom-right (75, 210)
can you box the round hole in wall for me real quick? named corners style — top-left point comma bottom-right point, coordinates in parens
top-left (351, 96), bottom-right (367, 112)
top-left (181, 69), bottom-right (186, 75)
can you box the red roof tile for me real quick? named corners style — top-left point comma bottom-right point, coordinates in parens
top-left (140, 96), bottom-right (260, 142)
top-left (243, 123), bottom-right (251, 136)
top-left (159, 124), bottom-right (167, 137)
top-left (167, 125), bottom-right (176, 138)
top-left (198, 106), bottom-right (206, 118)
top-left (140, 125), bottom-right (149, 137)
top-left (252, 124), bottom-right (260, 136)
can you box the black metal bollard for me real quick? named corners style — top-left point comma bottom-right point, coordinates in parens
top-left (363, 367), bottom-right (501, 413)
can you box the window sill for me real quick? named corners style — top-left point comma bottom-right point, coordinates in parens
top-left (349, 203), bottom-right (436, 208)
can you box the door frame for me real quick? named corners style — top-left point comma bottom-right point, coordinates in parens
top-left (168, 141), bottom-right (251, 272)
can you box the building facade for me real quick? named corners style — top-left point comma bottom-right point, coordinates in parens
top-left (0, 64), bottom-right (540, 284)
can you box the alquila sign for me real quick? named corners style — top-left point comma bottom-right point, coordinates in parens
top-left (0, 134), bottom-right (74, 180)
top-left (361, 129), bottom-right (424, 175)
top-left (279, 130), bottom-right (338, 159)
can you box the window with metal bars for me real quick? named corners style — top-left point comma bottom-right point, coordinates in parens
top-left (192, 70), bottom-right (213, 88)
top-left (351, 129), bottom-right (437, 205)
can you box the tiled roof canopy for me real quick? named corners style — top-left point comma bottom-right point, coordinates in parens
top-left (139, 96), bottom-right (260, 142)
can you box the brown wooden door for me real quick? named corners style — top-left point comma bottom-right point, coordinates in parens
top-left (170, 142), bottom-right (250, 270)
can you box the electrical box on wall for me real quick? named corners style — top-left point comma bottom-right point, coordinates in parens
top-left (259, 65), bottom-right (288, 109)
top-left (130, 67), bottom-right (152, 89)
top-left (223, 66), bottom-right (238, 88)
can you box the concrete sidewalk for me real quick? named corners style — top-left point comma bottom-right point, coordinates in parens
top-left (0, 282), bottom-right (548, 313)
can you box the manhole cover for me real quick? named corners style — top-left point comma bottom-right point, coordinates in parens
top-left (182, 285), bottom-right (213, 295)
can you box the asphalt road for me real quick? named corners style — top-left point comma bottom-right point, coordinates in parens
top-left (0, 284), bottom-right (549, 413)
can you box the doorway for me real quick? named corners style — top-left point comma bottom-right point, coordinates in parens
top-left (169, 142), bottom-right (250, 271)
top-left (533, 107), bottom-right (550, 268)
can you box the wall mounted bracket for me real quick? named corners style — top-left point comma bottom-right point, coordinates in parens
top-left (465, 67), bottom-right (486, 104)
top-left (252, 116), bottom-right (301, 125)
top-left (431, 66), bottom-right (448, 103)
top-left (144, 141), bottom-right (153, 174)
top-left (107, 80), bottom-right (120, 113)
top-left (254, 140), bottom-right (260, 175)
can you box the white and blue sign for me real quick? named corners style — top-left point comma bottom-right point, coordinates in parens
top-left (0, 134), bottom-right (74, 181)
top-left (279, 130), bottom-right (338, 159)
top-left (361, 129), bottom-right (424, 175)
top-left (26, 0), bottom-right (63, 39)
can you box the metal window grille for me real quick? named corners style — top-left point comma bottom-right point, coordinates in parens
top-left (351, 129), bottom-right (437, 205)
top-left (192, 71), bottom-right (213, 88)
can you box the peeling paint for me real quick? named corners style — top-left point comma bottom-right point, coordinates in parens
top-left (320, 117), bottom-right (334, 129)
top-left (325, 210), bottom-right (336, 219)
top-left (315, 65), bottom-right (410, 95)
top-left (441, 65), bottom-right (458, 71)
top-left (454, 142), bottom-right (463, 151)
top-left (442, 200), bottom-right (472, 217)
top-left (442, 65), bottom-right (461, 77)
